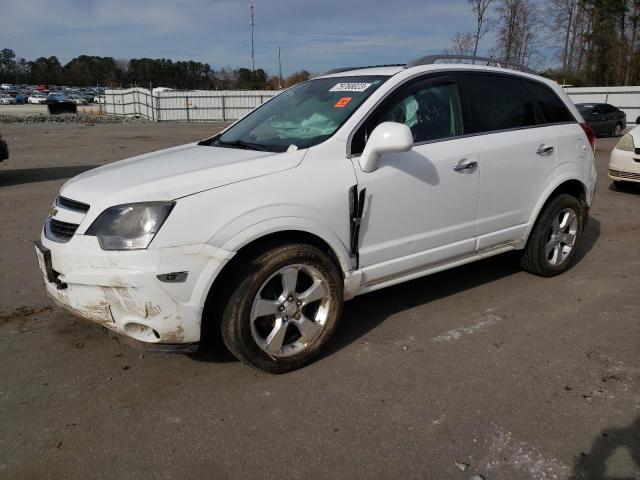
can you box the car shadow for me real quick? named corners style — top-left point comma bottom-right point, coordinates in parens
top-left (191, 215), bottom-right (601, 365)
top-left (609, 181), bottom-right (640, 196)
top-left (568, 416), bottom-right (640, 479)
top-left (0, 165), bottom-right (100, 187)
top-left (573, 216), bottom-right (600, 264)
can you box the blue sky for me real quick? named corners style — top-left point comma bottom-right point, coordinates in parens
top-left (1, 0), bottom-right (503, 75)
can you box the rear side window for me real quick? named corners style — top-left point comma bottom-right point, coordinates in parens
top-left (527, 81), bottom-right (575, 124)
top-left (465, 73), bottom-right (536, 132)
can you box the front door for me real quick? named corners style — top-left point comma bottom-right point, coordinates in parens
top-left (349, 75), bottom-right (479, 284)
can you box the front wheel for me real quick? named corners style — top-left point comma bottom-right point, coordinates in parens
top-left (221, 243), bottom-right (343, 373)
top-left (521, 194), bottom-right (584, 277)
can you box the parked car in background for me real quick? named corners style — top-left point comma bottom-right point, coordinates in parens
top-left (66, 93), bottom-right (88, 105)
top-left (14, 92), bottom-right (28, 104)
top-left (28, 92), bottom-right (47, 104)
top-left (36, 58), bottom-right (597, 373)
top-left (609, 124), bottom-right (640, 187)
top-left (81, 92), bottom-right (95, 103)
top-left (576, 103), bottom-right (626, 137)
top-left (0, 133), bottom-right (8, 162)
top-left (46, 93), bottom-right (68, 103)
top-left (94, 95), bottom-right (105, 104)
top-left (0, 94), bottom-right (17, 105)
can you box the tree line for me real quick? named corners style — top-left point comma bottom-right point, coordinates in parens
top-left (0, 49), bottom-right (310, 90)
top-left (450, 0), bottom-right (640, 86)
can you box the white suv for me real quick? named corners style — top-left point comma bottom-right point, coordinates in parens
top-left (36, 56), bottom-right (597, 373)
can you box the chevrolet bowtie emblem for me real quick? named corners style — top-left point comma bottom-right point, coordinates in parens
top-left (50, 206), bottom-right (58, 217)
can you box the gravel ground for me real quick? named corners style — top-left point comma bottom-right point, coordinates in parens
top-left (0, 113), bottom-right (149, 124)
top-left (0, 123), bottom-right (639, 480)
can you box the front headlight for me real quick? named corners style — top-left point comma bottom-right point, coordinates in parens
top-left (615, 134), bottom-right (635, 152)
top-left (85, 202), bottom-right (175, 250)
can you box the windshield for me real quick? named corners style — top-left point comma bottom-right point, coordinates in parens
top-left (215, 75), bottom-right (388, 152)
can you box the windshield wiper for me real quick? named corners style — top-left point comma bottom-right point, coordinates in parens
top-left (216, 139), bottom-right (268, 151)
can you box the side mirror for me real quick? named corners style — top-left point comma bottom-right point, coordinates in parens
top-left (359, 122), bottom-right (413, 173)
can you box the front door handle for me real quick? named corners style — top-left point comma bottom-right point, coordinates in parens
top-left (536, 144), bottom-right (554, 156)
top-left (453, 159), bottom-right (478, 173)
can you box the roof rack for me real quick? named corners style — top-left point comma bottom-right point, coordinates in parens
top-left (322, 64), bottom-right (405, 75)
top-left (405, 54), bottom-right (537, 74)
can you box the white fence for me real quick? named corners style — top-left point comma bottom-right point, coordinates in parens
top-left (103, 88), bottom-right (279, 122)
top-left (565, 86), bottom-right (640, 124)
top-left (103, 85), bottom-right (640, 124)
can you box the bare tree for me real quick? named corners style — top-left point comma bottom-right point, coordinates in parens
top-left (469, 0), bottom-right (495, 57)
top-left (494, 0), bottom-right (542, 66)
top-left (446, 32), bottom-right (476, 57)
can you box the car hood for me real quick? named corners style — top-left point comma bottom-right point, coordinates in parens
top-left (60, 143), bottom-right (306, 207)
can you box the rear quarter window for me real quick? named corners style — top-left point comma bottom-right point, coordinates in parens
top-left (526, 81), bottom-right (575, 124)
top-left (465, 73), bottom-right (536, 133)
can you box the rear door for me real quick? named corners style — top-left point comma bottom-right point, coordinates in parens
top-left (525, 80), bottom-right (584, 171)
top-left (460, 72), bottom-right (557, 249)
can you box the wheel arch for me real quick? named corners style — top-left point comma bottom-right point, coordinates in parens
top-left (522, 177), bottom-right (588, 246)
top-left (199, 226), bottom-right (352, 345)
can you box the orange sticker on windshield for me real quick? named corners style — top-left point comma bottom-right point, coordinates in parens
top-left (335, 97), bottom-right (352, 108)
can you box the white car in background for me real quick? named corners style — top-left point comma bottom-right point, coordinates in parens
top-left (66, 93), bottom-right (88, 105)
top-left (36, 55), bottom-right (597, 373)
top-left (609, 125), bottom-right (640, 186)
top-left (0, 94), bottom-right (17, 105)
top-left (28, 92), bottom-right (47, 104)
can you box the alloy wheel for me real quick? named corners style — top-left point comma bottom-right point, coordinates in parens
top-left (250, 264), bottom-right (331, 357)
top-left (545, 208), bottom-right (578, 266)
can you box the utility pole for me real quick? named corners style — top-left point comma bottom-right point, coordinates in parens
top-left (250, 1), bottom-right (255, 71)
top-left (278, 46), bottom-right (282, 89)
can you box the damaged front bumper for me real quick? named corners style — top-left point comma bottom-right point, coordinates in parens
top-left (36, 232), bottom-right (234, 348)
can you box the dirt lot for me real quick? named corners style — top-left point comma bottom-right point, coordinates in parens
top-left (0, 123), bottom-right (639, 480)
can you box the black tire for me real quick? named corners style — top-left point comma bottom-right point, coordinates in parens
top-left (221, 243), bottom-right (343, 373)
top-left (613, 180), bottom-right (627, 190)
top-left (521, 194), bottom-right (584, 277)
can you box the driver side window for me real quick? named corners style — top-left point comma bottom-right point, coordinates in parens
top-left (351, 78), bottom-right (464, 155)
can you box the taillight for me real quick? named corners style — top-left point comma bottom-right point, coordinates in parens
top-left (580, 123), bottom-right (596, 152)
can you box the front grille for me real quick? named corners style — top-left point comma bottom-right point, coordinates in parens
top-left (635, 148), bottom-right (640, 155)
top-left (47, 218), bottom-right (79, 242)
top-left (56, 196), bottom-right (89, 213)
top-left (610, 169), bottom-right (640, 181)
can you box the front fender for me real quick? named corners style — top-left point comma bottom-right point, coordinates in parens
top-left (218, 216), bottom-right (354, 274)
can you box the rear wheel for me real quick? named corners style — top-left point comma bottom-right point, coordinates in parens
top-left (221, 243), bottom-right (343, 373)
top-left (521, 194), bottom-right (584, 277)
top-left (613, 123), bottom-right (623, 137)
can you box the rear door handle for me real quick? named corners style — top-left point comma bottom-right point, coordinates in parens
top-left (536, 144), bottom-right (554, 156)
top-left (453, 159), bottom-right (478, 173)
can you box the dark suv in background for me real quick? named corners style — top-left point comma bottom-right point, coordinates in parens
top-left (576, 103), bottom-right (626, 137)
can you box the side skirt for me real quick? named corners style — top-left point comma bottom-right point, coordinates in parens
top-left (353, 243), bottom-right (517, 297)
